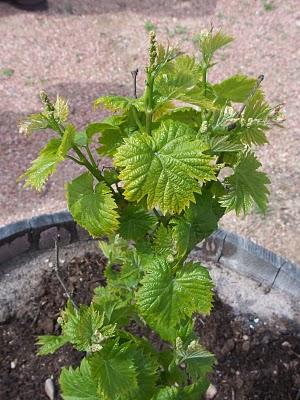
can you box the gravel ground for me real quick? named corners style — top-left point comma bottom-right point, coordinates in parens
top-left (0, 0), bottom-right (299, 263)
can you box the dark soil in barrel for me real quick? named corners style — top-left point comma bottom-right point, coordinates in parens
top-left (0, 252), bottom-right (299, 399)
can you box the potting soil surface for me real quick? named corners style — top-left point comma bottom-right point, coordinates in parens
top-left (0, 252), bottom-right (299, 400)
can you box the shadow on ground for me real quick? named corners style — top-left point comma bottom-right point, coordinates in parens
top-left (0, 0), bottom-right (217, 18)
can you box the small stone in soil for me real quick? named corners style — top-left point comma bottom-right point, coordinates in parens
top-left (205, 384), bottom-right (217, 399)
top-left (242, 341), bottom-right (250, 352)
top-left (281, 341), bottom-right (291, 348)
top-left (221, 338), bottom-right (235, 355)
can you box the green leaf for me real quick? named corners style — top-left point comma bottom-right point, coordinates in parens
top-left (19, 123), bottom-right (76, 191)
top-left (243, 90), bottom-right (270, 120)
top-left (154, 56), bottom-right (217, 111)
top-left (119, 204), bottom-right (156, 241)
top-left (237, 91), bottom-right (271, 145)
top-left (238, 120), bottom-right (268, 146)
top-left (89, 341), bottom-right (137, 400)
top-left (213, 74), bottom-right (257, 103)
top-left (180, 381), bottom-right (210, 399)
top-left (19, 138), bottom-right (63, 190)
top-left (207, 135), bottom-right (244, 153)
top-left (172, 191), bottom-right (224, 257)
top-left (59, 124), bottom-right (76, 156)
top-left (74, 131), bottom-right (88, 147)
top-left (220, 152), bottom-right (270, 215)
top-left (153, 224), bottom-right (176, 258)
top-left (154, 386), bottom-right (179, 400)
top-left (59, 303), bottom-right (115, 352)
top-left (156, 55), bottom-right (201, 96)
top-left (198, 30), bottom-right (233, 61)
top-left (98, 128), bottom-right (127, 157)
top-left (54, 95), bottom-right (69, 123)
top-left (128, 348), bottom-right (159, 400)
top-left (89, 116), bottom-right (128, 156)
top-left (175, 337), bottom-right (215, 380)
top-left (153, 381), bottom-right (210, 400)
top-left (99, 235), bottom-right (129, 264)
top-left (67, 172), bottom-right (119, 237)
top-left (94, 95), bottom-right (133, 112)
top-left (137, 259), bottom-right (213, 340)
top-left (93, 286), bottom-right (133, 325)
top-left (158, 107), bottom-right (202, 127)
top-left (154, 54), bottom-right (217, 111)
top-left (114, 120), bottom-right (216, 214)
top-left (60, 358), bottom-right (99, 400)
top-left (105, 251), bottom-right (142, 289)
top-left (37, 335), bottom-right (69, 355)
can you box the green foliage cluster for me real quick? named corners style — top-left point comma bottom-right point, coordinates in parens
top-left (20, 29), bottom-right (282, 399)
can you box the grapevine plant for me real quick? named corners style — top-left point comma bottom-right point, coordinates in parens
top-left (20, 30), bottom-right (282, 399)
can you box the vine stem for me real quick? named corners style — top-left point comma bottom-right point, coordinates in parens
top-left (202, 65), bottom-right (208, 96)
top-left (145, 70), bottom-right (154, 135)
top-left (86, 145), bottom-right (97, 168)
top-left (153, 208), bottom-right (168, 227)
top-left (54, 120), bottom-right (111, 185)
top-left (132, 106), bottom-right (144, 133)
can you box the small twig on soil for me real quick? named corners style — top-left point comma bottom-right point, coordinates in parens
top-left (31, 305), bottom-right (41, 327)
top-left (131, 68), bottom-right (139, 98)
top-left (54, 235), bottom-right (78, 310)
top-left (231, 388), bottom-right (235, 400)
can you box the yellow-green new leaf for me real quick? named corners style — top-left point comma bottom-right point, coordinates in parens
top-left (198, 30), bottom-right (233, 61)
top-left (37, 335), bottom-right (69, 355)
top-left (67, 172), bottom-right (119, 237)
top-left (94, 95), bottom-right (133, 112)
top-left (114, 120), bottom-right (217, 214)
top-left (19, 138), bottom-right (64, 190)
top-left (175, 338), bottom-right (215, 380)
top-left (213, 74), bottom-right (257, 103)
top-left (58, 124), bottom-right (76, 157)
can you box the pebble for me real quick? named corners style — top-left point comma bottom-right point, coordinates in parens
top-left (254, 318), bottom-right (259, 323)
top-left (45, 377), bottom-right (55, 400)
top-left (281, 341), bottom-right (291, 348)
top-left (221, 338), bottom-right (235, 355)
top-left (243, 335), bottom-right (249, 341)
top-left (242, 341), bottom-right (250, 352)
top-left (10, 359), bottom-right (17, 369)
top-left (205, 384), bottom-right (217, 399)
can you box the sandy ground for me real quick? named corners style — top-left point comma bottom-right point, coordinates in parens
top-left (0, 0), bottom-right (299, 263)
